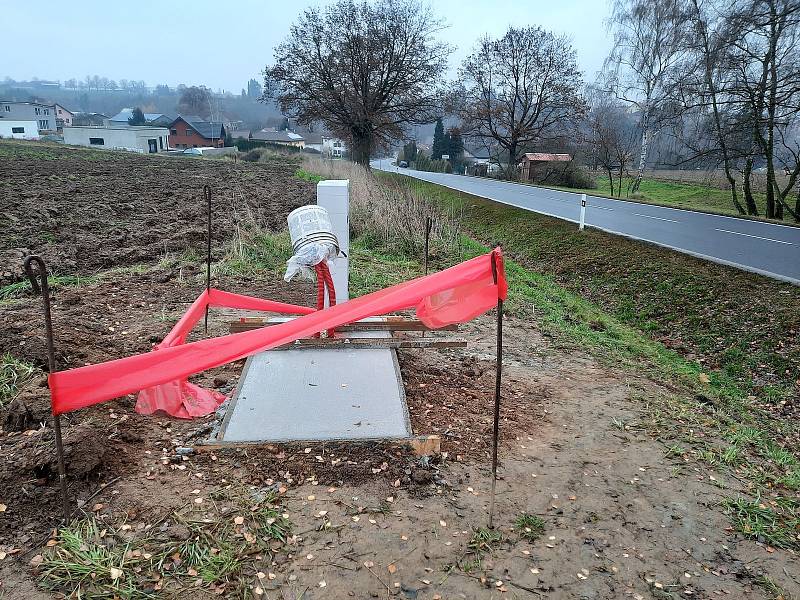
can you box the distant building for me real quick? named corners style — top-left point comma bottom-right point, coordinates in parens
top-left (302, 133), bottom-right (346, 157)
top-left (72, 112), bottom-right (109, 127)
top-left (322, 136), bottom-right (346, 158)
top-left (54, 103), bottom-right (74, 129)
top-left (0, 101), bottom-right (57, 133)
top-left (519, 152), bottom-right (572, 181)
top-left (0, 120), bottom-right (40, 140)
top-left (109, 108), bottom-right (175, 127)
top-left (251, 128), bottom-right (305, 148)
top-left (64, 125), bottom-right (170, 153)
top-left (168, 116), bottom-right (226, 149)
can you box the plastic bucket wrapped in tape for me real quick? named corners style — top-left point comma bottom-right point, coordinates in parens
top-left (284, 205), bottom-right (340, 281)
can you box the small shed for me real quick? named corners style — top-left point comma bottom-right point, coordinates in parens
top-left (64, 126), bottom-right (170, 153)
top-left (520, 152), bottom-right (572, 181)
top-left (0, 120), bottom-right (40, 140)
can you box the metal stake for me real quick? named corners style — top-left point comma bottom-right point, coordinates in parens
top-left (488, 250), bottom-right (503, 529)
top-left (423, 216), bottom-right (432, 276)
top-left (23, 256), bottom-right (70, 522)
top-left (204, 185), bottom-right (212, 334)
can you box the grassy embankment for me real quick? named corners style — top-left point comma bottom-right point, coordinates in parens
top-left (360, 171), bottom-right (799, 550)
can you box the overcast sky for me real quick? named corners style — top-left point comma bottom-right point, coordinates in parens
top-left (4, 0), bottom-right (613, 91)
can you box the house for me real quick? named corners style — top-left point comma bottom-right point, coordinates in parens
top-left (72, 112), bottom-right (109, 127)
top-left (303, 132), bottom-right (324, 152)
top-left (519, 152), bottom-right (572, 181)
top-left (321, 136), bottom-right (346, 158)
top-left (250, 128), bottom-right (305, 147)
top-left (54, 104), bottom-right (74, 129)
top-left (109, 108), bottom-right (175, 127)
top-left (303, 132), bottom-right (347, 157)
top-left (63, 125), bottom-right (170, 153)
top-left (0, 101), bottom-right (57, 133)
top-left (0, 120), bottom-right (40, 140)
top-left (168, 116), bottom-right (226, 149)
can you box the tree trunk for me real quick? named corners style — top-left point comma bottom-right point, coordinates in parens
top-left (742, 159), bottom-right (758, 215)
top-left (607, 168), bottom-right (615, 196)
top-left (351, 130), bottom-right (373, 168)
top-left (795, 189), bottom-right (800, 222)
top-left (631, 127), bottom-right (649, 194)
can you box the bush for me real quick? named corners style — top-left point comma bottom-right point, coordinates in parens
top-left (241, 149), bottom-right (262, 162)
top-left (559, 163), bottom-right (596, 190)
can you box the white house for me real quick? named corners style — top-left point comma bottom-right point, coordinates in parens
top-left (63, 126), bottom-right (170, 153)
top-left (0, 120), bottom-right (40, 140)
top-left (321, 136), bottom-right (346, 158)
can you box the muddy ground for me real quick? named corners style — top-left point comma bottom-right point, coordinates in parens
top-left (0, 142), bottom-right (797, 598)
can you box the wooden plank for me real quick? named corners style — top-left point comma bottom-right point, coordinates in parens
top-left (195, 435), bottom-right (441, 456)
top-left (229, 317), bottom-right (458, 334)
top-left (270, 338), bottom-right (467, 350)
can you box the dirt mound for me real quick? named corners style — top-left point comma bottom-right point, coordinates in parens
top-left (0, 419), bottom-right (138, 544)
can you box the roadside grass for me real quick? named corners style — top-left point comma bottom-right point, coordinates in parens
top-left (594, 176), bottom-right (770, 218)
top-left (0, 352), bottom-right (37, 406)
top-left (397, 176), bottom-right (800, 411)
top-left (39, 488), bottom-right (293, 598)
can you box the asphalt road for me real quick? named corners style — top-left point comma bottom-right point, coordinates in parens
top-left (373, 159), bottom-right (800, 285)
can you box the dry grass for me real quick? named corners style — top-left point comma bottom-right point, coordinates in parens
top-left (302, 157), bottom-right (462, 258)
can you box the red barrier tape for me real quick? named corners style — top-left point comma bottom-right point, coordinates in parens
top-left (134, 289), bottom-right (315, 418)
top-left (48, 249), bottom-right (507, 417)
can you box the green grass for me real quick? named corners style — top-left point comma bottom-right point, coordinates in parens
top-left (39, 519), bottom-right (158, 599)
top-left (397, 176), bottom-right (799, 409)
top-left (513, 513), bottom-right (546, 542)
top-left (40, 489), bottom-right (295, 597)
top-left (594, 176), bottom-right (772, 218)
top-left (722, 496), bottom-right (799, 550)
top-left (0, 353), bottom-right (37, 406)
top-left (295, 168), bottom-right (324, 184)
top-left (0, 265), bottom-right (150, 304)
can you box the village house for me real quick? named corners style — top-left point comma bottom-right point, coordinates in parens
top-left (109, 109), bottom-right (175, 127)
top-left (54, 103), bottom-right (74, 129)
top-left (168, 116), bottom-right (226, 149)
top-left (0, 101), bottom-right (57, 133)
top-left (250, 128), bottom-right (305, 148)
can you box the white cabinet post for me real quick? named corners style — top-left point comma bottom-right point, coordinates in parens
top-left (316, 179), bottom-right (350, 303)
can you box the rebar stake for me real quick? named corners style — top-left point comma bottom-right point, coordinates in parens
top-left (488, 250), bottom-right (503, 529)
top-left (23, 256), bottom-right (70, 523)
top-left (204, 185), bottom-right (212, 334)
top-left (424, 216), bottom-right (432, 276)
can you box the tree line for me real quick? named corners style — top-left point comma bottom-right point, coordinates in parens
top-left (263, 0), bottom-right (799, 221)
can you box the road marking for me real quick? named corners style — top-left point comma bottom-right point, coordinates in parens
top-left (591, 205), bottom-right (614, 212)
top-left (714, 228), bottom-right (794, 245)
top-left (632, 213), bottom-right (680, 223)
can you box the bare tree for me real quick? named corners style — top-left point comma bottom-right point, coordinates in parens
top-left (588, 96), bottom-right (637, 196)
top-left (729, 0), bottom-right (800, 219)
top-left (264, 0), bottom-right (450, 166)
top-left (606, 0), bottom-right (691, 193)
top-left (177, 86), bottom-right (212, 119)
top-left (457, 26), bottom-right (586, 179)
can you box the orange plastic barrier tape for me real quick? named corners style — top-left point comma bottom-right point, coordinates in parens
top-left (134, 289), bottom-right (316, 419)
top-left (48, 249), bottom-right (506, 416)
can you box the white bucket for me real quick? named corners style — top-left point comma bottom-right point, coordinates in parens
top-left (287, 205), bottom-right (340, 255)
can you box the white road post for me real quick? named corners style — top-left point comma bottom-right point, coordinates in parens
top-left (579, 194), bottom-right (587, 231)
top-left (317, 179), bottom-right (350, 304)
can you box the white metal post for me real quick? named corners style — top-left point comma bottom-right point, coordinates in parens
top-left (317, 179), bottom-right (350, 303)
top-left (579, 194), bottom-right (587, 231)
